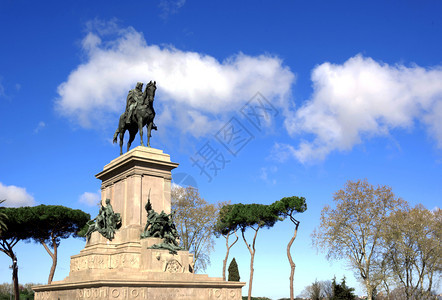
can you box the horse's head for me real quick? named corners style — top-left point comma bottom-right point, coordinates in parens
top-left (145, 80), bottom-right (156, 100)
top-left (146, 80), bottom-right (156, 89)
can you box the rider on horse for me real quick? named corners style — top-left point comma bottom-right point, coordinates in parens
top-left (114, 81), bottom-right (158, 155)
top-left (125, 81), bottom-right (157, 130)
top-left (125, 82), bottom-right (144, 124)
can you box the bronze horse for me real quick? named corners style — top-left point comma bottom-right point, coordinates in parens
top-left (113, 81), bottom-right (157, 155)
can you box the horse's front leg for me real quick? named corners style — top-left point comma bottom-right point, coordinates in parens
top-left (119, 132), bottom-right (124, 155)
top-left (138, 120), bottom-right (145, 146)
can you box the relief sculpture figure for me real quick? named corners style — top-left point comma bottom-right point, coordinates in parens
top-left (141, 194), bottom-right (183, 255)
top-left (86, 199), bottom-right (122, 241)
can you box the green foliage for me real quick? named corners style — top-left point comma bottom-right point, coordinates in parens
top-left (227, 257), bottom-right (240, 281)
top-left (216, 202), bottom-right (281, 300)
top-left (0, 206), bottom-right (37, 242)
top-left (0, 206), bottom-right (39, 299)
top-left (216, 197), bottom-right (307, 300)
top-left (1, 204), bottom-right (88, 247)
top-left (214, 204), bottom-right (235, 236)
top-left (29, 205), bottom-right (90, 284)
top-left (215, 203), bottom-right (281, 234)
top-left (270, 196), bottom-right (307, 218)
top-left (0, 282), bottom-right (37, 300)
top-left (30, 205), bottom-right (90, 247)
top-left (216, 197), bottom-right (307, 235)
top-left (270, 196), bottom-right (307, 300)
top-left (331, 277), bottom-right (356, 300)
top-left (0, 205), bottom-right (90, 292)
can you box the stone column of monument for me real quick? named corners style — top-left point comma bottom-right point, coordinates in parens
top-left (33, 146), bottom-right (245, 300)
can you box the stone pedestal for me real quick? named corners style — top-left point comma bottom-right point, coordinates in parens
top-left (97, 146), bottom-right (177, 227)
top-left (33, 147), bottom-right (245, 299)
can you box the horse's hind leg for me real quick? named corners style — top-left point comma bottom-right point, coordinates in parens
top-left (147, 122), bottom-right (152, 148)
top-left (128, 129), bottom-right (136, 153)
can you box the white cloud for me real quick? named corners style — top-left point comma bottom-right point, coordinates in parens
top-left (0, 182), bottom-right (36, 207)
top-left (34, 121), bottom-right (46, 133)
top-left (58, 24), bottom-right (442, 164)
top-left (159, 0), bottom-right (186, 19)
top-left (283, 55), bottom-right (442, 163)
top-left (423, 100), bottom-right (442, 148)
top-left (55, 22), bottom-right (295, 136)
top-left (259, 166), bottom-right (278, 184)
top-left (79, 191), bottom-right (101, 206)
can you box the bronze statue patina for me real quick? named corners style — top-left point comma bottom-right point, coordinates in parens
top-left (141, 197), bottom-right (183, 255)
top-left (86, 199), bottom-right (122, 241)
top-left (113, 81), bottom-right (157, 155)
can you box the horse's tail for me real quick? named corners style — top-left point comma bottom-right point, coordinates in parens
top-left (113, 129), bottom-right (119, 144)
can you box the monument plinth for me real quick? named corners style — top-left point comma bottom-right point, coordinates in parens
top-left (96, 146), bottom-right (177, 229)
top-left (33, 147), bottom-right (245, 300)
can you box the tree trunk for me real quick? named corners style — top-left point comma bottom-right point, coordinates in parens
top-left (222, 242), bottom-right (228, 280)
top-left (0, 240), bottom-right (19, 300)
top-left (41, 238), bottom-right (57, 284)
top-left (366, 284), bottom-right (372, 300)
top-left (12, 254), bottom-right (19, 300)
top-left (287, 239), bottom-right (295, 300)
top-left (287, 218), bottom-right (299, 300)
top-left (222, 231), bottom-right (238, 281)
top-left (363, 284), bottom-right (372, 300)
top-left (242, 227), bottom-right (259, 300)
top-left (222, 234), bottom-right (229, 281)
top-left (248, 251), bottom-right (255, 300)
top-left (48, 245), bottom-right (57, 284)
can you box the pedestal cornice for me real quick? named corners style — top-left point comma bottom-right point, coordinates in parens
top-left (96, 146), bottom-right (179, 185)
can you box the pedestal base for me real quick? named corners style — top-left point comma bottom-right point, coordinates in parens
top-left (34, 279), bottom-right (243, 300)
top-left (34, 233), bottom-right (244, 300)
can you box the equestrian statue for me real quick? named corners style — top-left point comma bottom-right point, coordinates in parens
top-left (113, 81), bottom-right (157, 155)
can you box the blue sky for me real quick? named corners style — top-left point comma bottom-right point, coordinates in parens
top-left (1, 0), bottom-right (441, 298)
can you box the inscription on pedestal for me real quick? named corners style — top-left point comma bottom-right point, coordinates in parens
top-left (209, 288), bottom-right (240, 299)
top-left (77, 287), bottom-right (109, 299)
top-left (35, 287), bottom-right (151, 299)
top-left (35, 283), bottom-right (242, 299)
top-left (108, 287), bottom-right (148, 299)
top-left (147, 288), bottom-right (196, 299)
